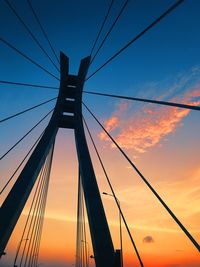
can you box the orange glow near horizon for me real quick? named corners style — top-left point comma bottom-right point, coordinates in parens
top-left (1, 84), bottom-right (200, 266)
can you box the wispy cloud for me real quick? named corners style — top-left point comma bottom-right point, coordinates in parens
top-left (99, 79), bottom-right (200, 153)
top-left (99, 116), bottom-right (119, 141)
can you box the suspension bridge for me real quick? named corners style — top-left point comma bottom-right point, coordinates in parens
top-left (0, 0), bottom-right (199, 267)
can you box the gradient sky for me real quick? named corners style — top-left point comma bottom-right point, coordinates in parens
top-left (0, 0), bottom-right (200, 267)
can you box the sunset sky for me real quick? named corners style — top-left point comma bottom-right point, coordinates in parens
top-left (0, 0), bottom-right (200, 266)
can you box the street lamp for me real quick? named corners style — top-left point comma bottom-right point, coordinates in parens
top-left (102, 192), bottom-right (123, 267)
top-left (81, 240), bottom-right (89, 267)
top-left (13, 238), bottom-right (29, 267)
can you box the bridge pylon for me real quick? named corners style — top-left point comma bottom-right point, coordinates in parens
top-left (0, 52), bottom-right (118, 267)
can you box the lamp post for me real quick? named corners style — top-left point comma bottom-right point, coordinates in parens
top-left (81, 240), bottom-right (89, 267)
top-left (13, 238), bottom-right (29, 267)
top-left (103, 192), bottom-right (123, 267)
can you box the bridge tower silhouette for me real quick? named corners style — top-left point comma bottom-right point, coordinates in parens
top-left (0, 53), bottom-right (120, 267)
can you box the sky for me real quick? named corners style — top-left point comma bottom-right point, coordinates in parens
top-left (0, 0), bottom-right (200, 266)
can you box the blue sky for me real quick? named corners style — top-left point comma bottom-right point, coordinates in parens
top-left (1, 0), bottom-right (200, 152)
top-left (1, 0), bottom-right (200, 119)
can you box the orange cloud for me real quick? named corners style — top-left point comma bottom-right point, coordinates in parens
top-left (99, 88), bottom-right (200, 153)
top-left (99, 115), bottom-right (119, 141)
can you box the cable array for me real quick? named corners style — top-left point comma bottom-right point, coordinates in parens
top-left (90, 0), bottom-right (115, 56)
top-left (27, 0), bottom-right (60, 64)
top-left (4, 0), bottom-right (59, 72)
top-left (90, 0), bottom-right (129, 66)
top-left (13, 142), bottom-right (54, 267)
top-left (76, 170), bottom-right (89, 267)
top-left (86, 0), bottom-right (184, 81)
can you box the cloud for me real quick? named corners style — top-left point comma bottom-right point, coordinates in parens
top-left (99, 87), bottom-right (200, 153)
top-left (99, 116), bottom-right (119, 141)
top-left (143, 235), bottom-right (154, 243)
